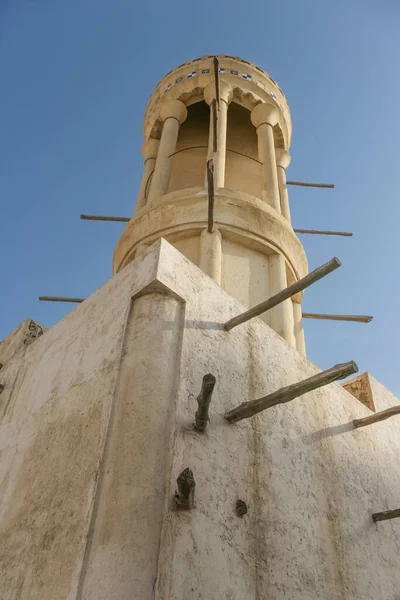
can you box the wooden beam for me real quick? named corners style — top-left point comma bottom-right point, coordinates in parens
top-left (224, 257), bottom-right (341, 331)
top-left (353, 404), bottom-right (400, 429)
top-left (372, 509), bottom-right (400, 523)
top-left (225, 361), bottom-right (358, 423)
top-left (303, 313), bottom-right (373, 323)
top-left (236, 499), bottom-right (248, 517)
top-left (213, 56), bottom-right (220, 106)
top-left (80, 214), bottom-right (130, 222)
top-left (207, 159), bottom-right (215, 233)
top-left (174, 468), bottom-right (196, 510)
top-left (212, 57), bottom-right (219, 153)
top-left (212, 99), bottom-right (218, 153)
top-left (294, 229), bottom-right (352, 237)
top-left (287, 181), bottom-right (334, 188)
top-left (194, 374), bottom-right (216, 432)
top-left (39, 296), bottom-right (85, 303)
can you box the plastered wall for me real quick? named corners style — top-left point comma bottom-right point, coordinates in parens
top-left (1, 239), bottom-right (399, 600)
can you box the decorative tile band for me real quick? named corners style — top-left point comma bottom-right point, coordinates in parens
top-left (147, 65), bottom-right (287, 119)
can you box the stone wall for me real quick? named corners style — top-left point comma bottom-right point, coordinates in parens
top-left (1, 239), bottom-right (399, 599)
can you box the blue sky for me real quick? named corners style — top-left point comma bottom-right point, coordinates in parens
top-left (1, 0), bottom-right (399, 394)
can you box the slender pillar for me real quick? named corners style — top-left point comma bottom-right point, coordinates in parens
top-left (135, 139), bottom-right (159, 214)
top-left (147, 99), bottom-right (187, 202)
top-left (268, 253), bottom-right (296, 347)
top-left (251, 103), bottom-right (281, 213)
top-left (293, 299), bottom-right (306, 356)
top-left (275, 148), bottom-right (291, 223)
top-left (204, 80), bottom-right (233, 188)
top-left (199, 228), bottom-right (222, 284)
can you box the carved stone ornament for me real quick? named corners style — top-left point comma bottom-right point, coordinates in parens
top-left (24, 320), bottom-right (44, 346)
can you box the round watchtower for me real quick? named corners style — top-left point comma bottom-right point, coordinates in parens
top-left (113, 54), bottom-right (308, 354)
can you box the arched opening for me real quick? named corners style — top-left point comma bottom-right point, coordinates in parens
top-left (167, 100), bottom-right (209, 193)
top-left (225, 102), bottom-right (262, 198)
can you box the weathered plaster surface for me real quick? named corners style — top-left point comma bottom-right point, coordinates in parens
top-left (0, 318), bottom-right (45, 365)
top-left (1, 239), bottom-right (399, 599)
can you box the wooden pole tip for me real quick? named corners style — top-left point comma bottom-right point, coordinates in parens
top-left (348, 360), bottom-right (359, 375)
top-left (203, 373), bottom-right (216, 385)
top-left (332, 257), bottom-right (342, 268)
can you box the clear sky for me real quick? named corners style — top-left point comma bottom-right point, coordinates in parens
top-left (1, 0), bottom-right (399, 394)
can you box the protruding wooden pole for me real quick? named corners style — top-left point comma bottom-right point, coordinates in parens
top-left (372, 509), bottom-right (400, 523)
top-left (207, 159), bottom-right (215, 233)
top-left (213, 56), bottom-right (220, 107)
top-left (224, 257), bottom-right (341, 331)
top-left (80, 214), bottom-right (130, 222)
top-left (212, 57), bottom-right (219, 153)
top-left (353, 405), bottom-right (400, 429)
top-left (39, 296), bottom-right (85, 303)
top-left (174, 468), bottom-right (196, 510)
top-left (212, 99), bottom-right (218, 153)
top-left (235, 499), bottom-right (248, 517)
top-left (225, 361), bottom-right (358, 423)
top-left (194, 374), bottom-right (216, 432)
top-left (287, 181), bottom-right (334, 188)
top-left (303, 313), bottom-right (373, 323)
top-left (294, 229), bottom-right (352, 237)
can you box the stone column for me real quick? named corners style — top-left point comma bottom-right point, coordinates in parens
top-left (135, 139), bottom-right (159, 214)
top-left (204, 80), bottom-right (233, 188)
top-left (275, 148), bottom-right (291, 223)
top-left (268, 253), bottom-right (296, 347)
top-left (251, 103), bottom-right (281, 213)
top-left (199, 228), bottom-right (222, 284)
top-left (293, 299), bottom-right (306, 356)
top-left (147, 99), bottom-right (187, 202)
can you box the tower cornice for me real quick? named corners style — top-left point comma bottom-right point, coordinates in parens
top-left (144, 54), bottom-right (292, 149)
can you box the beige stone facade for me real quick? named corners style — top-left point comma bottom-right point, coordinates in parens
top-left (1, 239), bottom-right (400, 599)
top-left (1, 55), bottom-right (399, 600)
top-left (114, 55), bottom-right (307, 354)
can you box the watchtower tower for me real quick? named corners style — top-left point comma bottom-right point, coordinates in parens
top-left (114, 55), bottom-right (307, 353)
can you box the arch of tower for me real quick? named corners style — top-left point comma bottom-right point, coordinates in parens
top-left (113, 55), bottom-right (307, 354)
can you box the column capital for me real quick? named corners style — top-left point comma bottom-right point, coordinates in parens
top-left (142, 138), bottom-right (159, 161)
top-left (251, 102), bottom-right (279, 128)
top-left (159, 99), bottom-right (187, 124)
top-left (204, 80), bottom-right (233, 106)
top-left (275, 148), bottom-right (291, 169)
